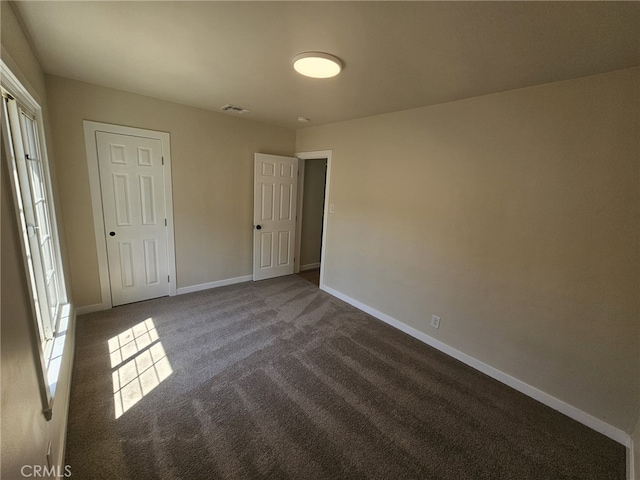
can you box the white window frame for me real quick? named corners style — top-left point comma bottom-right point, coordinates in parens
top-left (1, 59), bottom-right (69, 420)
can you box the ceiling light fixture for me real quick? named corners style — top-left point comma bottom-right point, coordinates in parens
top-left (292, 52), bottom-right (342, 79)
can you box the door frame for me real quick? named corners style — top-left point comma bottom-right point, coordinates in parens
top-left (84, 121), bottom-right (177, 310)
top-left (294, 149), bottom-right (332, 290)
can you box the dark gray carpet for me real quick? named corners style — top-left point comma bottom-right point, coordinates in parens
top-left (66, 275), bottom-right (625, 479)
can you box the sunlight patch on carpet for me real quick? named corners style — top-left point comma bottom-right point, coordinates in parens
top-left (108, 318), bottom-right (173, 419)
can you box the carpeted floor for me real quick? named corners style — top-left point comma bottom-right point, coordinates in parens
top-left (66, 275), bottom-right (625, 479)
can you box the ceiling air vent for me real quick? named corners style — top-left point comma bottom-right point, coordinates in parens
top-left (221, 104), bottom-right (250, 114)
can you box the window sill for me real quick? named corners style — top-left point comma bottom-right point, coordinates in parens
top-left (44, 303), bottom-right (71, 420)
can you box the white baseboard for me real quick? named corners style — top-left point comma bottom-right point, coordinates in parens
top-left (75, 303), bottom-right (105, 315)
top-left (77, 275), bottom-right (254, 312)
top-left (300, 262), bottom-right (321, 271)
top-left (176, 275), bottom-right (252, 295)
top-left (322, 285), bottom-right (631, 449)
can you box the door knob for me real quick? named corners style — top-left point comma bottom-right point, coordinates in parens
top-left (255, 225), bottom-right (262, 230)
top-left (109, 231), bottom-right (116, 236)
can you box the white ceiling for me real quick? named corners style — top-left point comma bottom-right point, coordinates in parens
top-left (13, 1), bottom-right (640, 130)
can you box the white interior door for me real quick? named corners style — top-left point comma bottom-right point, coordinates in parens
top-left (97, 131), bottom-right (170, 306)
top-left (253, 153), bottom-right (298, 281)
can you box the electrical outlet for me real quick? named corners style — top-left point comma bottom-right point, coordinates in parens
top-left (329, 204), bottom-right (335, 214)
top-left (430, 315), bottom-right (441, 329)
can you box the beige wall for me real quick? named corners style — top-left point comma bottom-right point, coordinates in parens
top-left (634, 399), bottom-right (640, 477)
top-left (633, 364), bottom-right (640, 480)
top-left (1, 3), bottom-right (75, 479)
top-left (297, 68), bottom-right (640, 433)
top-left (635, 317), bottom-right (640, 477)
top-left (300, 159), bottom-right (326, 267)
top-left (46, 76), bottom-right (296, 307)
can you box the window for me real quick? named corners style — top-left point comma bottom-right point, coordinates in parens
top-left (1, 60), bottom-right (69, 419)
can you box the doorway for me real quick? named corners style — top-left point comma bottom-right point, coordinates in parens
top-left (84, 121), bottom-right (177, 309)
top-left (295, 150), bottom-right (332, 289)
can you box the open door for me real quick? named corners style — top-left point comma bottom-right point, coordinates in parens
top-left (253, 153), bottom-right (298, 281)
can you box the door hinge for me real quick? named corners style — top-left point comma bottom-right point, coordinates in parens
top-left (168, 275), bottom-right (170, 282)
top-left (165, 219), bottom-right (167, 226)
top-left (162, 156), bottom-right (164, 165)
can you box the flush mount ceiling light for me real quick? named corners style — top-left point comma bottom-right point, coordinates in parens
top-left (293, 52), bottom-right (342, 78)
